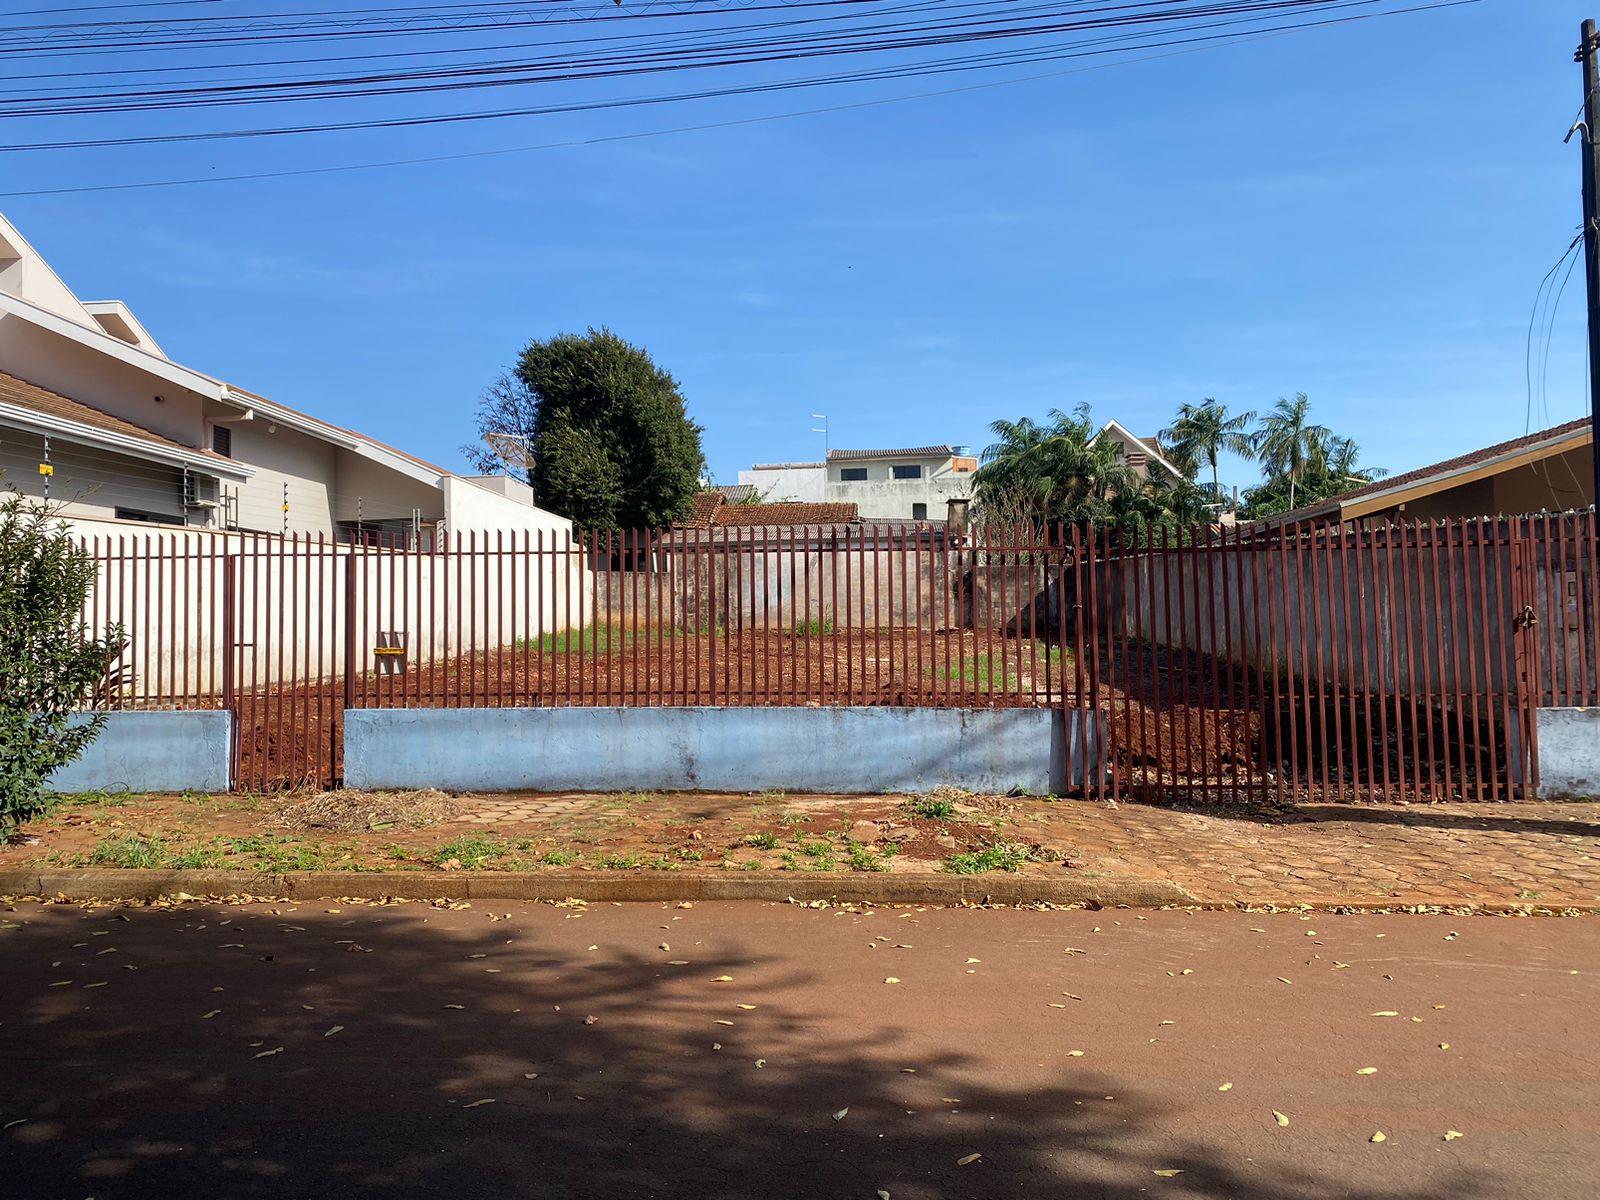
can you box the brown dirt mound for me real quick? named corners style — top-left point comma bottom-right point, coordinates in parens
top-left (276, 789), bottom-right (462, 833)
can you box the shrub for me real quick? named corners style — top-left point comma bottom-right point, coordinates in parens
top-left (0, 495), bottom-right (124, 830)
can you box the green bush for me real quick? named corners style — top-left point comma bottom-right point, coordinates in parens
top-left (0, 495), bottom-right (124, 830)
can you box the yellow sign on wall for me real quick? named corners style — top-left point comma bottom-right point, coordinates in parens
top-left (38, 463), bottom-right (53, 476)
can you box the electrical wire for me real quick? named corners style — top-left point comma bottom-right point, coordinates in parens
top-left (0, 0), bottom-right (1477, 152)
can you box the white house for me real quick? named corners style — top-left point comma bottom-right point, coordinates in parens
top-left (740, 444), bottom-right (977, 521)
top-left (0, 211), bottom-right (568, 545)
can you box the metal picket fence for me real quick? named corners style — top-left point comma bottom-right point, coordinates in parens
top-left (78, 511), bottom-right (1597, 798)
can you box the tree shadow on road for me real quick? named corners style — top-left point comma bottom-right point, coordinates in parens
top-left (0, 901), bottom-right (1501, 1200)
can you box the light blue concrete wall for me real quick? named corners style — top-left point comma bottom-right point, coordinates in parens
top-left (48, 711), bottom-right (232, 794)
top-left (1536, 708), bottom-right (1600, 799)
top-left (345, 706), bottom-right (1066, 795)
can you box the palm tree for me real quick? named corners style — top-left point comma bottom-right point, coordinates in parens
top-left (975, 405), bottom-right (1132, 527)
top-left (1159, 398), bottom-right (1255, 502)
top-left (1251, 393), bottom-right (1331, 512)
top-left (1324, 436), bottom-right (1386, 487)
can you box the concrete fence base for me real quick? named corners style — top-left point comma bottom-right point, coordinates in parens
top-left (345, 705), bottom-right (1078, 795)
top-left (48, 710), bottom-right (233, 794)
top-left (1536, 707), bottom-right (1600, 799)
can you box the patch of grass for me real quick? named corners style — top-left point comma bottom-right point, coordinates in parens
top-left (790, 618), bottom-right (835, 637)
top-left (677, 847), bottom-right (705, 863)
top-left (776, 807), bottom-right (807, 826)
top-left (743, 831), bottom-right (780, 850)
top-left (170, 844), bottom-right (226, 869)
top-left (539, 848), bottom-right (578, 867)
top-left (430, 835), bottom-right (517, 869)
top-left (928, 645), bottom-right (1063, 687)
top-left (88, 833), bottom-right (169, 869)
top-left (220, 834), bottom-right (333, 872)
top-left (720, 857), bottom-right (762, 871)
top-left (942, 841), bottom-right (1041, 875)
top-left (593, 851), bottom-right (643, 870)
top-left (54, 789), bottom-right (135, 810)
top-left (516, 624), bottom-right (676, 656)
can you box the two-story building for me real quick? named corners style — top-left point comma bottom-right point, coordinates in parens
top-left (739, 444), bottom-right (977, 521)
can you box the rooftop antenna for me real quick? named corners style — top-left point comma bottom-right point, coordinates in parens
top-left (810, 413), bottom-right (828, 458)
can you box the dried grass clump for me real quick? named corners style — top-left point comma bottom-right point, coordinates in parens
top-left (276, 789), bottom-right (462, 833)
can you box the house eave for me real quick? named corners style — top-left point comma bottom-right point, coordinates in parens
top-left (0, 400), bottom-right (255, 482)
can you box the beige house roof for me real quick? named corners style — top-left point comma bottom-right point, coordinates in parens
top-left (1274, 417), bottom-right (1593, 525)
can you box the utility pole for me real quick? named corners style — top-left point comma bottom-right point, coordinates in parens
top-left (1577, 19), bottom-right (1600, 506)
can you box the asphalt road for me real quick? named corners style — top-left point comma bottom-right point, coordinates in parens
top-left (1, 900), bottom-right (1594, 1199)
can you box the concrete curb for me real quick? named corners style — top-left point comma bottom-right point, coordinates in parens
top-left (0, 868), bottom-right (1194, 908)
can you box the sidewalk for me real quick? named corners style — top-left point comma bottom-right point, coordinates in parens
top-left (4, 789), bottom-right (1598, 909)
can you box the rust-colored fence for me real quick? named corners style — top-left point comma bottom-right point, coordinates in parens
top-left (76, 512), bottom-right (1597, 798)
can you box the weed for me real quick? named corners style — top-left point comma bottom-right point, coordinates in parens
top-left (776, 808), bottom-right (808, 826)
top-left (539, 848), bottom-right (578, 867)
top-left (677, 847), bottom-right (705, 862)
top-left (790, 618), bottom-right (835, 637)
top-left (846, 841), bottom-right (889, 872)
top-left (942, 841), bottom-right (1040, 875)
top-left (593, 851), bottom-right (643, 870)
top-left (743, 831), bottom-right (780, 850)
top-left (908, 795), bottom-right (956, 820)
top-left (721, 858), bottom-right (762, 871)
top-left (798, 839), bottom-right (837, 870)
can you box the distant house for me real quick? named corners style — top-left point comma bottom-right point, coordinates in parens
top-left (0, 212), bottom-right (570, 545)
top-left (1087, 419), bottom-right (1186, 484)
top-left (740, 443), bottom-right (976, 521)
top-left (1274, 418), bottom-right (1595, 526)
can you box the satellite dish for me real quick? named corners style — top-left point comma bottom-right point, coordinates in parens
top-left (484, 432), bottom-right (535, 470)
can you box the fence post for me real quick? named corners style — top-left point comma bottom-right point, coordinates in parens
top-left (343, 546), bottom-right (358, 713)
top-left (221, 550), bottom-right (238, 787)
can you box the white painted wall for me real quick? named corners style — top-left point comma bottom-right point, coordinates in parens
top-left (738, 462), bottom-right (825, 503)
top-left (65, 514), bottom-right (594, 695)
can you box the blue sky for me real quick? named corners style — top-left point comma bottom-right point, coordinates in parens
top-left (2, 0), bottom-right (1587, 495)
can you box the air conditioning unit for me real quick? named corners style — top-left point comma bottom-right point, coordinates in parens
top-left (184, 472), bottom-right (221, 509)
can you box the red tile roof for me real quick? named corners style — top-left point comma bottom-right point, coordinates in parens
top-left (679, 492), bottom-right (859, 529)
top-left (712, 501), bottom-right (859, 527)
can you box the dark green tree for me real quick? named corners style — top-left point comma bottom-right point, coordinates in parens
top-left (0, 493), bottom-right (123, 829)
top-left (467, 328), bottom-right (705, 529)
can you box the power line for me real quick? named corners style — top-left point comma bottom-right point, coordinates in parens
top-left (0, 0), bottom-right (1478, 152)
top-left (0, 3), bottom-right (1473, 197)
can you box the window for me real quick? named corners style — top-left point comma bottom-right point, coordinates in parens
top-left (211, 425), bottom-right (233, 457)
top-left (892, 463), bottom-right (923, 480)
top-left (839, 467), bottom-right (867, 482)
top-left (115, 506), bottom-right (183, 526)
top-left (912, 503), bottom-right (928, 521)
